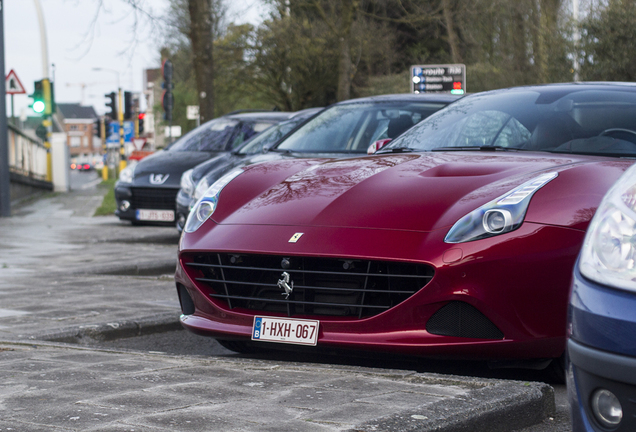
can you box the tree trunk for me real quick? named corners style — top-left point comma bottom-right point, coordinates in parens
top-left (188, 0), bottom-right (215, 122)
top-left (442, 0), bottom-right (462, 63)
top-left (337, 35), bottom-right (353, 101)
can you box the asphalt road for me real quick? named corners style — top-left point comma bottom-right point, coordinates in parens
top-left (69, 168), bottom-right (101, 190)
top-left (90, 328), bottom-right (572, 432)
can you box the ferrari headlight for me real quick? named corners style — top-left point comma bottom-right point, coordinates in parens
top-left (193, 177), bottom-right (210, 201)
top-left (445, 172), bottom-right (558, 243)
top-left (580, 164), bottom-right (636, 292)
top-left (184, 168), bottom-right (243, 233)
top-left (118, 163), bottom-right (136, 184)
top-left (180, 169), bottom-right (195, 197)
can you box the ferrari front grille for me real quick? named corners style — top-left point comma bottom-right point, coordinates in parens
top-left (130, 187), bottom-right (178, 210)
top-left (182, 253), bottom-right (434, 318)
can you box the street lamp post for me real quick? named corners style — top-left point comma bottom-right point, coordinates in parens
top-left (92, 68), bottom-right (126, 174)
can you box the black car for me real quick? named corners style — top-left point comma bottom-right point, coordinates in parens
top-left (114, 111), bottom-right (293, 225)
top-left (176, 107), bottom-right (323, 230)
top-left (176, 93), bottom-right (459, 231)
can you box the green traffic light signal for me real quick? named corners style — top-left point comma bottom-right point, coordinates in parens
top-left (29, 79), bottom-right (54, 115)
top-left (33, 100), bottom-right (45, 113)
top-left (30, 80), bottom-right (45, 114)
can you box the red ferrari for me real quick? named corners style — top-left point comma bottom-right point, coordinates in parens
top-left (176, 83), bottom-right (636, 377)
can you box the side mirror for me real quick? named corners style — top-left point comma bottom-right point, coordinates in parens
top-left (367, 138), bottom-right (392, 155)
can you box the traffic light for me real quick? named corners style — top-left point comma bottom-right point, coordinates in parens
top-left (162, 90), bottom-right (173, 121)
top-left (162, 59), bottom-right (173, 121)
top-left (124, 91), bottom-right (132, 120)
top-left (30, 80), bottom-right (45, 114)
top-left (138, 112), bottom-right (145, 134)
top-left (105, 92), bottom-right (117, 120)
top-left (29, 78), bottom-right (55, 115)
top-left (93, 119), bottom-right (100, 137)
top-left (35, 124), bottom-right (47, 141)
top-left (44, 80), bottom-right (55, 115)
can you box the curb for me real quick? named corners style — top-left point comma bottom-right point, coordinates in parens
top-left (350, 377), bottom-right (555, 432)
top-left (27, 312), bottom-right (182, 345)
top-left (70, 259), bottom-right (177, 277)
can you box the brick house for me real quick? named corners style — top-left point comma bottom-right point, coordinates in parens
top-left (55, 104), bottom-right (101, 162)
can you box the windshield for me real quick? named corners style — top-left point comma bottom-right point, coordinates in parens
top-left (238, 118), bottom-right (303, 155)
top-left (386, 88), bottom-right (636, 157)
top-left (168, 118), bottom-right (239, 152)
top-left (276, 101), bottom-right (446, 153)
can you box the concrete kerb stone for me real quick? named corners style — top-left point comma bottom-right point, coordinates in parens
top-left (349, 377), bottom-right (555, 432)
top-left (25, 312), bottom-right (182, 345)
top-left (0, 339), bottom-right (555, 431)
top-left (69, 258), bottom-right (178, 277)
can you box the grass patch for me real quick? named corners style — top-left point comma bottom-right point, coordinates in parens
top-left (94, 178), bottom-right (117, 216)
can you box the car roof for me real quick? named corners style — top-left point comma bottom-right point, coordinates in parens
top-left (479, 81), bottom-right (636, 96)
top-left (335, 93), bottom-right (461, 105)
top-left (223, 111), bottom-right (295, 121)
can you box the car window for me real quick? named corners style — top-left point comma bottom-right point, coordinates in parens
top-left (238, 120), bottom-right (303, 155)
top-left (276, 102), bottom-right (446, 153)
top-left (391, 89), bottom-right (636, 157)
top-left (168, 118), bottom-right (239, 152)
top-left (229, 121), bottom-right (276, 149)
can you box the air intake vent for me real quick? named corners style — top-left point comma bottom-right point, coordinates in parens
top-left (182, 253), bottom-right (434, 319)
top-left (426, 301), bottom-right (504, 339)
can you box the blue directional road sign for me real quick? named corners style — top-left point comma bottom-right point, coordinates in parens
top-left (106, 121), bottom-right (135, 146)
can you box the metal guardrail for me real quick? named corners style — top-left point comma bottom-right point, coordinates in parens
top-left (7, 123), bottom-right (48, 181)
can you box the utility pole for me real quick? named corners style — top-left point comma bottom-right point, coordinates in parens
top-left (0, 0), bottom-right (10, 217)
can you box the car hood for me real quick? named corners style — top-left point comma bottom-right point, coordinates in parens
top-left (133, 150), bottom-right (219, 187)
top-left (212, 151), bottom-right (631, 232)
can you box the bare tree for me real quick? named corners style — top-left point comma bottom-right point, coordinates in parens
top-left (188, 0), bottom-right (216, 122)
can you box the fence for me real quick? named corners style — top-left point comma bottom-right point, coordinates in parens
top-left (8, 123), bottom-right (48, 181)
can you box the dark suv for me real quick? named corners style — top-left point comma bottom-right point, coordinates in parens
top-left (114, 111), bottom-right (293, 225)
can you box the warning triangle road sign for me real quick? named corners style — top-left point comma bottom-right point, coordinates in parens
top-left (6, 69), bottom-right (26, 95)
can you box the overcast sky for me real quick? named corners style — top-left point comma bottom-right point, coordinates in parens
top-left (4, 0), bottom-right (268, 116)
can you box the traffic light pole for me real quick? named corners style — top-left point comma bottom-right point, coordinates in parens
top-left (118, 88), bottom-right (126, 172)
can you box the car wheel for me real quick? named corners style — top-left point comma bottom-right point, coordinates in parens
top-left (544, 353), bottom-right (566, 383)
top-left (216, 339), bottom-right (263, 354)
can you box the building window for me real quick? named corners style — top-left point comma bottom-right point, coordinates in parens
top-left (69, 125), bottom-right (79, 131)
top-left (70, 136), bottom-right (81, 147)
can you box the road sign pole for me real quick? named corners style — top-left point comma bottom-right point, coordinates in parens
top-left (118, 88), bottom-right (126, 172)
top-left (0, 0), bottom-right (10, 217)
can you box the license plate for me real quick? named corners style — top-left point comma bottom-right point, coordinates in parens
top-left (252, 316), bottom-right (319, 346)
top-left (136, 209), bottom-right (175, 222)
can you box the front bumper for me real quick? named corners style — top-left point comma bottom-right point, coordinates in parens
top-left (568, 267), bottom-right (636, 432)
top-left (176, 221), bottom-right (583, 360)
top-left (114, 182), bottom-right (179, 225)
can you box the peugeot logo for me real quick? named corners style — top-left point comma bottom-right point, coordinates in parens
top-left (149, 173), bottom-right (170, 185)
top-left (277, 272), bottom-right (293, 299)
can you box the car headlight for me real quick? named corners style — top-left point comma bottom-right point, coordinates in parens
top-left (579, 164), bottom-right (636, 292)
top-left (193, 177), bottom-right (210, 201)
top-left (184, 168), bottom-right (243, 233)
top-left (118, 164), bottom-right (136, 184)
top-left (445, 172), bottom-right (558, 243)
top-left (180, 169), bottom-right (195, 197)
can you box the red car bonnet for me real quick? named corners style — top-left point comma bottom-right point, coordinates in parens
top-left (210, 152), bottom-right (628, 232)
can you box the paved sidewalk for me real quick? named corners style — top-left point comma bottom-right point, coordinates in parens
top-left (0, 186), bottom-right (555, 431)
